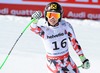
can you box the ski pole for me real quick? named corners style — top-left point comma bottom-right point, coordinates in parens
top-left (0, 18), bottom-right (35, 69)
top-left (0, 11), bottom-right (42, 69)
top-left (78, 65), bottom-right (82, 68)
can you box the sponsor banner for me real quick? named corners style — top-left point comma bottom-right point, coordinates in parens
top-left (23, 0), bottom-right (100, 4)
top-left (63, 7), bottom-right (100, 20)
top-left (0, 3), bottom-right (45, 16)
top-left (0, 0), bottom-right (100, 20)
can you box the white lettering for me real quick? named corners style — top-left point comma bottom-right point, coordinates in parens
top-left (68, 11), bottom-right (86, 18)
top-left (92, 0), bottom-right (98, 3)
top-left (76, 0), bottom-right (88, 2)
top-left (10, 10), bottom-right (34, 15)
top-left (58, 0), bottom-right (66, 1)
top-left (87, 13), bottom-right (100, 19)
top-left (76, 0), bottom-right (98, 3)
top-left (0, 8), bottom-right (9, 14)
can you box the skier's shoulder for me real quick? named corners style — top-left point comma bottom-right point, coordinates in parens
top-left (37, 19), bottom-right (46, 28)
top-left (60, 19), bottom-right (72, 28)
top-left (37, 21), bottom-right (49, 31)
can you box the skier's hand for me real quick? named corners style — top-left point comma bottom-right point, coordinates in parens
top-left (31, 11), bottom-right (42, 24)
top-left (79, 56), bottom-right (90, 69)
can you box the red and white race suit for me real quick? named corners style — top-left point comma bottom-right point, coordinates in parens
top-left (30, 20), bottom-right (84, 73)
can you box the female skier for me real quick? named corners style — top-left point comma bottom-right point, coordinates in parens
top-left (30, 2), bottom-right (90, 73)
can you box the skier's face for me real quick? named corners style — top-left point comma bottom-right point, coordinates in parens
top-left (46, 12), bottom-right (60, 26)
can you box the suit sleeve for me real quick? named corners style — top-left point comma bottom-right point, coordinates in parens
top-left (30, 23), bottom-right (44, 38)
top-left (67, 23), bottom-right (84, 57)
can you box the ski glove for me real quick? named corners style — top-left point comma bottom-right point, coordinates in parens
top-left (79, 56), bottom-right (90, 69)
top-left (31, 11), bottom-right (42, 24)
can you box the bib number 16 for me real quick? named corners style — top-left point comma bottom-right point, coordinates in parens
top-left (52, 38), bottom-right (67, 50)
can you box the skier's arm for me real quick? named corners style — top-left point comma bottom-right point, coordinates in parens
top-left (67, 23), bottom-right (83, 56)
top-left (67, 23), bottom-right (90, 69)
top-left (30, 20), bottom-right (44, 38)
top-left (30, 11), bottom-right (44, 37)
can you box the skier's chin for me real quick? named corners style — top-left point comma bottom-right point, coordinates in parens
top-left (49, 22), bottom-right (58, 27)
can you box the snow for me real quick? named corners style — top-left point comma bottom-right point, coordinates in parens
top-left (0, 15), bottom-right (100, 73)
